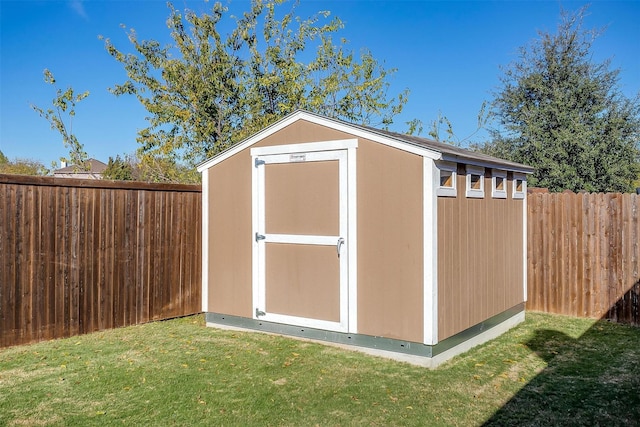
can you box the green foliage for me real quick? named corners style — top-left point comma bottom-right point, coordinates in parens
top-left (31, 69), bottom-right (90, 170)
top-left (410, 101), bottom-right (491, 146)
top-left (137, 152), bottom-right (200, 183)
top-left (487, 6), bottom-right (640, 192)
top-left (0, 151), bottom-right (49, 175)
top-left (100, 0), bottom-right (409, 168)
top-left (103, 152), bottom-right (200, 183)
top-left (103, 155), bottom-right (135, 181)
top-left (427, 110), bottom-right (456, 144)
top-left (404, 118), bottom-right (424, 136)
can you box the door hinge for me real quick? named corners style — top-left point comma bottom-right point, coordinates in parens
top-left (254, 158), bottom-right (265, 168)
top-left (255, 308), bottom-right (266, 318)
top-left (255, 232), bottom-right (266, 242)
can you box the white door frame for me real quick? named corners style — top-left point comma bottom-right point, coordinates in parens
top-left (251, 139), bottom-right (358, 333)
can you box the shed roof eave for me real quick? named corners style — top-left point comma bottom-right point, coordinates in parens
top-left (197, 111), bottom-right (309, 171)
top-left (439, 153), bottom-right (535, 174)
top-left (196, 110), bottom-right (443, 171)
top-left (196, 110), bottom-right (534, 173)
top-left (298, 112), bottom-right (442, 160)
top-left (360, 126), bottom-right (534, 174)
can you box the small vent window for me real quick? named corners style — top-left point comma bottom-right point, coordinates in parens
top-left (492, 169), bottom-right (507, 199)
top-left (465, 166), bottom-right (485, 198)
top-left (436, 161), bottom-right (457, 197)
top-left (513, 173), bottom-right (526, 199)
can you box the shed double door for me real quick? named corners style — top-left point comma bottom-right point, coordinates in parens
top-left (253, 148), bottom-right (349, 332)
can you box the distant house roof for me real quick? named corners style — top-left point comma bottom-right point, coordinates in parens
top-left (54, 158), bottom-right (107, 178)
top-left (197, 110), bottom-right (535, 173)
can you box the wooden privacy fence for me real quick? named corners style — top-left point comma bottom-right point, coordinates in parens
top-left (2, 174), bottom-right (638, 349)
top-left (527, 191), bottom-right (640, 325)
top-left (0, 175), bottom-right (202, 348)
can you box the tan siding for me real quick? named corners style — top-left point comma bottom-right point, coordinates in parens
top-left (254, 120), bottom-right (355, 148)
top-left (208, 149), bottom-right (253, 317)
top-left (357, 140), bottom-right (424, 342)
top-left (437, 171), bottom-right (524, 340)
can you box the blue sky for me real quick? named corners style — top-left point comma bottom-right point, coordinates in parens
top-left (1, 0), bottom-right (638, 167)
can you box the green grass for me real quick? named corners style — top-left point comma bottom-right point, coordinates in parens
top-left (1, 312), bottom-right (638, 426)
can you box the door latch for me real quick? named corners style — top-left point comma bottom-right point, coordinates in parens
top-left (255, 233), bottom-right (266, 242)
top-left (255, 308), bottom-right (266, 318)
top-left (336, 237), bottom-right (345, 258)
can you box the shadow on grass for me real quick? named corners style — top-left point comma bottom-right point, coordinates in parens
top-left (484, 284), bottom-right (640, 426)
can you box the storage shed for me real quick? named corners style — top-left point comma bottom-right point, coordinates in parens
top-left (197, 110), bottom-right (533, 367)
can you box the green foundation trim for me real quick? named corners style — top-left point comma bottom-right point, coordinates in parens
top-left (205, 303), bottom-right (525, 359)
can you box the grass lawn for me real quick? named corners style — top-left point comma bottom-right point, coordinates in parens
top-left (1, 312), bottom-right (638, 426)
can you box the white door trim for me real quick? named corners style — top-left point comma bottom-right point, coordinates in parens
top-left (261, 234), bottom-right (341, 245)
top-left (250, 139), bottom-right (358, 156)
top-left (251, 140), bottom-right (357, 333)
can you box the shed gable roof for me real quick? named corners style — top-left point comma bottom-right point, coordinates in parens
top-left (197, 110), bottom-right (534, 173)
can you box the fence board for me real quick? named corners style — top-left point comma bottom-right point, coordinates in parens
top-left (0, 175), bottom-right (202, 348)
top-left (527, 191), bottom-right (640, 325)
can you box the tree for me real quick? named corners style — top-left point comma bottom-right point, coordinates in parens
top-left (406, 102), bottom-right (491, 147)
top-left (101, 0), bottom-right (409, 169)
top-left (427, 111), bottom-right (455, 144)
top-left (103, 152), bottom-right (199, 183)
top-left (0, 150), bottom-right (49, 176)
top-left (137, 152), bottom-right (200, 183)
top-left (31, 69), bottom-right (90, 170)
top-left (103, 154), bottom-right (136, 181)
top-left (486, 6), bottom-right (640, 193)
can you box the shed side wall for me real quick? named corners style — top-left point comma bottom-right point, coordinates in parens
top-left (437, 171), bottom-right (524, 340)
top-left (357, 140), bottom-right (424, 343)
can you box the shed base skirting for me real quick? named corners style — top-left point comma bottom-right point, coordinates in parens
top-left (204, 303), bottom-right (525, 368)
